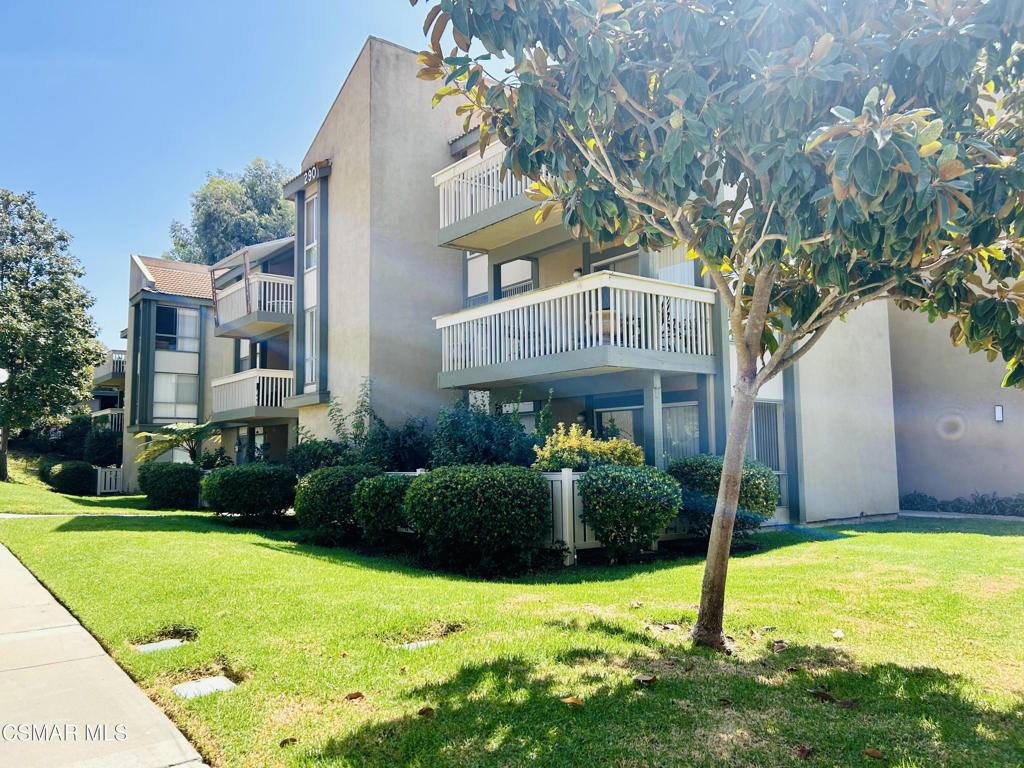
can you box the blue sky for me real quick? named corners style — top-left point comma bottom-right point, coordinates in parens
top-left (0, 2), bottom-right (436, 349)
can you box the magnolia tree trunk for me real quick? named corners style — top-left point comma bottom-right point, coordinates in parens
top-left (691, 382), bottom-right (759, 650)
top-left (0, 426), bottom-right (9, 483)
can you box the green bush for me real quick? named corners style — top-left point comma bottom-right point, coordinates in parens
top-left (404, 465), bottom-right (550, 575)
top-left (198, 447), bottom-right (233, 470)
top-left (45, 461), bottom-right (96, 496)
top-left (900, 491), bottom-right (940, 511)
top-left (38, 460), bottom-right (56, 484)
top-left (138, 462), bottom-right (202, 510)
top-left (667, 454), bottom-right (779, 539)
top-left (201, 464), bottom-right (296, 519)
top-left (353, 474), bottom-right (414, 545)
top-left (429, 401), bottom-right (535, 468)
top-left (57, 414), bottom-right (93, 460)
top-left (294, 464), bottom-right (381, 543)
top-left (286, 439), bottom-right (347, 477)
top-left (578, 465), bottom-right (682, 559)
top-left (938, 493), bottom-right (1024, 517)
top-left (532, 422), bottom-right (644, 471)
top-left (84, 428), bottom-right (120, 467)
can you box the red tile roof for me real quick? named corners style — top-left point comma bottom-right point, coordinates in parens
top-left (136, 256), bottom-right (212, 300)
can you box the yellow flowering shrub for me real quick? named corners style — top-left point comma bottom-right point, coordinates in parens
top-left (532, 423), bottom-right (644, 471)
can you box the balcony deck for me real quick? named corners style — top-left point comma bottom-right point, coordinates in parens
top-left (433, 146), bottom-right (560, 251)
top-left (435, 272), bottom-right (718, 389)
top-left (93, 351), bottom-right (126, 388)
top-left (213, 274), bottom-right (294, 340)
top-left (210, 368), bottom-right (297, 423)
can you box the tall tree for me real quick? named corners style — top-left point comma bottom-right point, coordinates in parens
top-left (0, 190), bottom-right (104, 481)
top-left (165, 158), bottom-right (295, 265)
top-left (413, 0), bottom-right (1024, 649)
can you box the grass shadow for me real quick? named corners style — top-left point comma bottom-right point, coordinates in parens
top-left (58, 494), bottom-right (155, 511)
top-left (309, 644), bottom-right (1024, 767)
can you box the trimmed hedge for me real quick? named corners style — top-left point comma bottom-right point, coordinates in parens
top-left (404, 465), bottom-right (549, 575)
top-left (578, 465), bottom-right (682, 559)
top-left (84, 428), bottom-right (120, 468)
top-left (294, 464), bottom-right (381, 543)
top-left (667, 454), bottom-right (779, 539)
top-left (138, 462), bottom-right (202, 510)
top-left (429, 402), bottom-right (535, 468)
top-left (286, 439), bottom-right (347, 477)
top-left (45, 461), bottom-right (96, 496)
top-left (353, 474), bottom-right (413, 546)
top-left (201, 464), bottom-right (296, 519)
top-left (532, 422), bottom-right (644, 471)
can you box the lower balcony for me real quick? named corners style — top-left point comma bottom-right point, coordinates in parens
top-left (210, 368), bottom-right (297, 423)
top-left (91, 408), bottom-right (124, 434)
top-left (435, 271), bottom-right (718, 389)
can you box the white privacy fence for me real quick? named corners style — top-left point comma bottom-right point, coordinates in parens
top-left (96, 467), bottom-right (123, 495)
top-left (434, 145), bottom-right (528, 229)
top-left (215, 273), bottom-right (294, 326)
top-left (436, 272), bottom-right (717, 373)
top-left (211, 369), bottom-right (294, 413)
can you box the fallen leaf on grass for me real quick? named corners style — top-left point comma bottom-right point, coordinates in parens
top-left (762, 625), bottom-right (777, 632)
top-left (837, 699), bottom-right (859, 709)
top-left (748, 628), bottom-right (761, 642)
top-left (629, 600), bottom-right (644, 609)
top-left (345, 691), bottom-right (364, 701)
top-left (797, 745), bottom-right (813, 759)
top-left (772, 640), bottom-right (789, 653)
top-left (864, 747), bottom-right (885, 760)
top-left (832, 628), bottom-right (845, 640)
top-left (399, 666), bottom-right (407, 674)
top-left (807, 689), bottom-right (837, 703)
top-left (718, 697), bottom-right (733, 707)
top-left (272, 671), bottom-right (279, 679)
top-left (561, 696), bottom-right (585, 707)
top-left (785, 666), bottom-right (802, 674)
top-left (633, 674), bottom-right (657, 685)
top-left (683, 663), bottom-right (695, 672)
top-left (418, 706), bottom-right (435, 718)
top-left (279, 737), bottom-right (297, 747)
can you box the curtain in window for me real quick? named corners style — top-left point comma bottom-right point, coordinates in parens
top-left (662, 403), bottom-right (700, 460)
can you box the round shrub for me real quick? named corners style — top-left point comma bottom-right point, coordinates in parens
top-left (900, 491), bottom-right (939, 511)
top-left (294, 464), bottom-right (381, 543)
top-left (46, 461), bottom-right (96, 496)
top-left (532, 422), bottom-right (644, 471)
top-left (138, 462), bottom-right (202, 510)
top-left (84, 428), bottom-right (120, 468)
top-left (353, 474), bottom-right (413, 546)
top-left (201, 464), bottom-right (297, 519)
top-left (38, 460), bottom-right (56, 484)
top-left (404, 465), bottom-right (549, 575)
top-left (667, 454), bottom-right (779, 539)
top-left (578, 465), bottom-right (682, 560)
top-left (286, 439), bottom-right (347, 477)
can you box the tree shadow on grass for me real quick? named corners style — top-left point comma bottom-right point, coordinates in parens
top-left (307, 643), bottom-right (1024, 768)
top-left (58, 494), bottom-right (158, 511)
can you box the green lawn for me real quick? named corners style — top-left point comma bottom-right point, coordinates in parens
top-left (0, 508), bottom-right (1022, 767)
top-left (0, 451), bottom-right (186, 515)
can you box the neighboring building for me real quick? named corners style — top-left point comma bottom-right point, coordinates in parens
top-left (113, 34), bottom-right (1019, 517)
top-left (90, 348), bottom-right (127, 435)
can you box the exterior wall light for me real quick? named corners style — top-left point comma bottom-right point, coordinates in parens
top-left (233, 439), bottom-right (242, 455)
top-left (572, 268), bottom-right (583, 279)
top-left (995, 405), bottom-right (1004, 423)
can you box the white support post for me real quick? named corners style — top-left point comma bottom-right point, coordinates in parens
top-left (560, 467), bottom-right (575, 566)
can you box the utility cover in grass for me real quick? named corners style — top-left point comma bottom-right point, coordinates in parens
top-left (173, 675), bottom-right (236, 700)
top-left (137, 638), bottom-right (184, 654)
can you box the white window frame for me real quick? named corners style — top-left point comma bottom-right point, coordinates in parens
top-left (304, 309), bottom-right (317, 385)
top-left (304, 195), bottom-right (319, 271)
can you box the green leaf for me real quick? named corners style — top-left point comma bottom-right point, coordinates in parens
top-left (917, 119), bottom-right (944, 146)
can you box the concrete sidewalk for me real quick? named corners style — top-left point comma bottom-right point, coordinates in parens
top-left (0, 544), bottom-right (206, 768)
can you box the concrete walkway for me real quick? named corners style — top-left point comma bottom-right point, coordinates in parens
top-left (0, 544), bottom-right (205, 768)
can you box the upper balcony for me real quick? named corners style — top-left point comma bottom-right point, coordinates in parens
top-left (210, 368), bottom-right (297, 423)
top-left (434, 145), bottom-right (561, 252)
top-left (435, 271), bottom-right (718, 389)
top-left (211, 237), bottom-right (296, 341)
top-left (93, 350), bottom-right (126, 388)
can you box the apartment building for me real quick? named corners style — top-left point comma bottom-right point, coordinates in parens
top-left (115, 35), bottom-right (1019, 517)
top-left (90, 348), bottom-right (126, 435)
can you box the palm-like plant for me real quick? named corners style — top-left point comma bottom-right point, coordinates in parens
top-left (134, 422), bottom-right (221, 464)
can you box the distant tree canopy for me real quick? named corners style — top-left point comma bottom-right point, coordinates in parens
top-left (165, 158), bottom-right (295, 265)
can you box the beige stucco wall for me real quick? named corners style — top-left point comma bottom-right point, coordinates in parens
top-left (794, 301), bottom-right (900, 521)
top-left (537, 243), bottom-right (584, 289)
top-left (888, 304), bottom-right (1024, 499)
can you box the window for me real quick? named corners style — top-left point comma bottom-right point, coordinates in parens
top-left (304, 309), bottom-right (317, 385)
top-left (590, 251), bottom-right (640, 276)
top-left (597, 408), bottom-right (639, 443)
top-left (235, 339), bottom-right (252, 373)
top-left (304, 195), bottom-right (318, 270)
top-left (155, 306), bottom-right (199, 352)
top-left (662, 403), bottom-right (700, 461)
top-left (465, 252), bottom-right (488, 307)
top-left (152, 373), bottom-right (199, 422)
top-left (498, 258), bottom-right (535, 298)
top-left (656, 244), bottom-right (697, 286)
top-left (747, 401), bottom-right (783, 471)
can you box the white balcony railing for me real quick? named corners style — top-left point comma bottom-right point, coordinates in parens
top-left (211, 368), bottom-right (293, 414)
top-left (92, 408), bottom-right (124, 434)
top-left (215, 274), bottom-right (294, 327)
top-left (435, 272), bottom-right (717, 374)
top-left (94, 351), bottom-right (126, 381)
top-left (434, 144), bottom-right (528, 229)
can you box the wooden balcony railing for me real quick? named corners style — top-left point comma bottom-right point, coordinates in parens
top-left (94, 351), bottom-right (126, 381)
top-left (211, 368), bottom-right (293, 414)
top-left (214, 274), bottom-right (294, 327)
top-left (435, 272), bottom-right (716, 374)
top-left (433, 145), bottom-right (528, 229)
